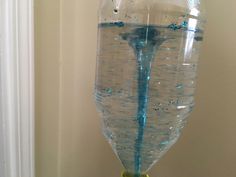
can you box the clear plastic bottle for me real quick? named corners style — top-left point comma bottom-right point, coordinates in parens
top-left (95, 0), bottom-right (206, 176)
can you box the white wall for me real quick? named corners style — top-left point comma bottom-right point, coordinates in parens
top-left (35, 0), bottom-right (236, 177)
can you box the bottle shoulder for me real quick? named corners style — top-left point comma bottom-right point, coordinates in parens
top-left (98, 1), bottom-right (206, 27)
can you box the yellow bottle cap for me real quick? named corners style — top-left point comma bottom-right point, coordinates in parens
top-left (122, 171), bottom-right (150, 177)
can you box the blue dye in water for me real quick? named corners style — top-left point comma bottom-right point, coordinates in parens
top-left (121, 27), bottom-right (166, 175)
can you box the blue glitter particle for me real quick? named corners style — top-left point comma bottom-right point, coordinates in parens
top-left (112, 21), bottom-right (125, 27)
top-left (181, 21), bottom-right (188, 28)
top-left (168, 24), bottom-right (181, 30)
top-left (105, 88), bottom-right (113, 94)
top-left (176, 83), bottom-right (184, 89)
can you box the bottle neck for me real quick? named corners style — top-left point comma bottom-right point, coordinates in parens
top-left (122, 171), bottom-right (149, 177)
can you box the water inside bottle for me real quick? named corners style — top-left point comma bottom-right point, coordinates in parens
top-left (95, 21), bottom-right (203, 175)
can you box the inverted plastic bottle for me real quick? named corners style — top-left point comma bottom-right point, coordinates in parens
top-left (95, 0), bottom-right (206, 177)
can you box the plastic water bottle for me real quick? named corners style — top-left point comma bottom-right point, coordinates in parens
top-left (95, 0), bottom-right (206, 176)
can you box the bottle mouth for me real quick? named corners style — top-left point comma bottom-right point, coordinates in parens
top-left (122, 171), bottom-right (150, 177)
